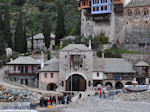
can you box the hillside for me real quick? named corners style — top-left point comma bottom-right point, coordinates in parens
top-left (0, 0), bottom-right (80, 37)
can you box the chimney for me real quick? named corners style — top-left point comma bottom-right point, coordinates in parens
top-left (41, 51), bottom-right (44, 69)
top-left (101, 48), bottom-right (105, 70)
top-left (89, 40), bottom-right (92, 50)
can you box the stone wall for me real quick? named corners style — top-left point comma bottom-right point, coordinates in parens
top-left (81, 5), bottom-right (150, 49)
top-left (59, 49), bottom-right (93, 91)
top-left (81, 9), bottom-right (116, 43)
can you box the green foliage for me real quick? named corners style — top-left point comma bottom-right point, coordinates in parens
top-left (92, 32), bottom-right (109, 50)
top-left (43, 14), bottom-right (51, 49)
top-left (54, 45), bottom-right (65, 50)
top-left (55, 5), bottom-right (65, 45)
top-left (3, 5), bottom-right (12, 48)
top-left (105, 49), bottom-right (142, 54)
top-left (37, 1), bottom-right (46, 11)
top-left (97, 51), bottom-right (122, 58)
top-left (31, 32), bottom-right (34, 51)
top-left (14, 12), bottom-right (27, 53)
top-left (46, 51), bottom-right (51, 60)
top-left (23, 26), bottom-right (27, 52)
top-left (14, 0), bottom-right (26, 5)
top-left (0, 14), bottom-right (6, 54)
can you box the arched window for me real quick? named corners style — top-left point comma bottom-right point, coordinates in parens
top-left (134, 8), bottom-right (140, 16)
top-left (143, 8), bottom-right (149, 16)
top-left (127, 9), bottom-right (132, 16)
top-left (88, 81), bottom-right (91, 87)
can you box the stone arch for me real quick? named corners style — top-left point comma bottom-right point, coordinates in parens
top-left (127, 9), bottom-right (132, 16)
top-left (143, 8), bottom-right (149, 16)
top-left (66, 74), bottom-right (86, 91)
top-left (93, 81), bottom-right (103, 87)
top-left (115, 82), bottom-right (123, 89)
top-left (65, 72), bottom-right (87, 80)
top-left (105, 82), bottom-right (113, 88)
top-left (47, 83), bottom-right (57, 91)
top-left (134, 8), bottom-right (140, 16)
top-left (126, 82), bottom-right (132, 85)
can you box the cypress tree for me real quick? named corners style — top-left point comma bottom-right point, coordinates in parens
top-left (31, 31), bottom-right (34, 52)
top-left (0, 14), bottom-right (5, 54)
top-left (55, 5), bottom-right (65, 45)
top-left (23, 26), bottom-right (27, 52)
top-left (43, 14), bottom-right (51, 49)
top-left (4, 5), bottom-right (12, 48)
top-left (14, 12), bottom-right (25, 53)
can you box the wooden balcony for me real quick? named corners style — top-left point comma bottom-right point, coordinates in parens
top-left (113, 0), bottom-right (124, 4)
top-left (78, 0), bottom-right (91, 11)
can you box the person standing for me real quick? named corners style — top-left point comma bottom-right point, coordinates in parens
top-left (100, 89), bottom-right (102, 98)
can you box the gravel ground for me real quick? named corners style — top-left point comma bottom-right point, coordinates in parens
top-left (51, 96), bottom-right (150, 112)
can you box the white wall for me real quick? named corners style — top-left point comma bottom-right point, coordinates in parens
top-left (92, 72), bottom-right (106, 80)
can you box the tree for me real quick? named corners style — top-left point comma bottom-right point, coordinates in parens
top-left (3, 5), bottom-right (12, 48)
top-left (14, 0), bottom-right (26, 5)
top-left (92, 32), bottom-right (109, 50)
top-left (31, 31), bottom-right (34, 52)
top-left (43, 15), bottom-right (51, 49)
top-left (14, 12), bottom-right (26, 53)
top-left (23, 26), bottom-right (27, 52)
top-left (0, 14), bottom-right (6, 54)
top-left (55, 5), bottom-right (65, 45)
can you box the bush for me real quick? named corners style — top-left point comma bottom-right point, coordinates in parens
top-left (46, 51), bottom-right (51, 60)
top-left (14, 0), bottom-right (26, 5)
top-left (97, 51), bottom-right (122, 58)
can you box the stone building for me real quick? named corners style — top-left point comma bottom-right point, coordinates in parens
top-left (39, 44), bottom-right (137, 91)
top-left (7, 56), bottom-right (40, 87)
top-left (79, 0), bottom-right (150, 51)
top-left (123, 0), bottom-right (150, 50)
top-left (135, 61), bottom-right (150, 85)
top-left (27, 33), bottom-right (55, 51)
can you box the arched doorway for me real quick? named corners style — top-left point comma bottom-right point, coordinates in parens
top-left (47, 83), bottom-right (57, 91)
top-left (126, 82), bottom-right (132, 85)
top-left (93, 81), bottom-right (103, 87)
top-left (66, 74), bottom-right (86, 91)
top-left (105, 82), bottom-right (113, 88)
top-left (115, 82), bottom-right (123, 89)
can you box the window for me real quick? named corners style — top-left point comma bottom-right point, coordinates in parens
top-left (88, 81), bottom-right (91, 87)
top-left (143, 8), bottom-right (149, 16)
top-left (25, 66), bottom-right (28, 73)
top-left (93, 7), bottom-right (96, 11)
top-left (127, 9), bottom-right (132, 16)
top-left (61, 81), bottom-right (64, 87)
top-left (51, 73), bottom-right (54, 78)
top-left (105, 6), bottom-right (107, 10)
top-left (31, 66), bottom-right (34, 72)
top-left (14, 66), bottom-right (16, 71)
top-left (97, 7), bottom-right (99, 11)
top-left (20, 79), bottom-right (23, 84)
top-left (44, 73), bottom-right (47, 78)
top-left (101, 6), bottom-right (104, 11)
top-left (97, 73), bottom-right (99, 77)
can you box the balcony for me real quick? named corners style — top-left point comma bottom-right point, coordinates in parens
top-left (113, 0), bottom-right (124, 4)
top-left (78, 0), bottom-right (91, 11)
top-left (91, 0), bottom-right (112, 14)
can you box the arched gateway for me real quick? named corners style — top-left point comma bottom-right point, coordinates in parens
top-left (47, 83), bottom-right (57, 91)
top-left (66, 74), bottom-right (86, 91)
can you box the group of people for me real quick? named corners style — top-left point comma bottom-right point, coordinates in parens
top-left (40, 95), bottom-right (71, 107)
